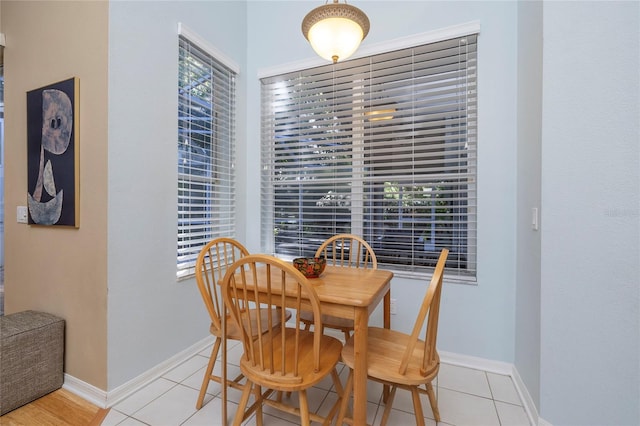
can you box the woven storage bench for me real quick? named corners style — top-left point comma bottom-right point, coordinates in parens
top-left (0, 310), bottom-right (65, 415)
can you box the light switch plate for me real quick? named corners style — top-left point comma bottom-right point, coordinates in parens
top-left (17, 206), bottom-right (28, 224)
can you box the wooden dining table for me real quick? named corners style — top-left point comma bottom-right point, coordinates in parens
top-left (221, 263), bottom-right (393, 425)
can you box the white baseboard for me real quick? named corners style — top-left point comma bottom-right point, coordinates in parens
top-left (62, 375), bottom-right (109, 408)
top-left (62, 340), bottom-right (549, 426)
top-left (510, 364), bottom-right (542, 426)
top-left (62, 336), bottom-right (213, 409)
top-left (439, 350), bottom-right (513, 375)
top-left (538, 417), bottom-right (552, 426)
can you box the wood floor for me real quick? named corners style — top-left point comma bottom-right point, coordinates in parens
top-left (0, 388), bottom-right (109, 426)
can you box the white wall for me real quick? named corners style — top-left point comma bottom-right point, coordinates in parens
top-left (245, 1), bottom-right (519, 362)
top-left (540, 2), bottom-right (639, 424)
top-left (104, 0), bottom-right (521, 393)
top-left (107, 1), bottom-right (247, 390)
top-left (515, 0), bottom-right (543, 409)
top-left (104, 2), bottom-right (640, 423)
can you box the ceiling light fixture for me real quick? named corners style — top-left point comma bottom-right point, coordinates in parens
top-left (301, 0), bottom-right (370, 64)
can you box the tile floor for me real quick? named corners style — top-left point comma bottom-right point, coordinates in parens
top-left (101, 339), bottom-right (531, 426)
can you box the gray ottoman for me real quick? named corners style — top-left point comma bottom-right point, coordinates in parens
top-left (0, 310), bottom-right (65, 415)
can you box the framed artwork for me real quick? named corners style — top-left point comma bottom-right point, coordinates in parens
top-left (26, 77), bottom-right (79, 227)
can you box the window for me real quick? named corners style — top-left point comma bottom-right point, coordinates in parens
top-left (260, 34), bottom-right (477, 279)
top-left (177, 30), bottom-right (237, 278)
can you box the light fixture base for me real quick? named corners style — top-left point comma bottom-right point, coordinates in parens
top-left (302, 1), bottom-right (370, 63)
top-left (302, 2), bottom-right (370, 42)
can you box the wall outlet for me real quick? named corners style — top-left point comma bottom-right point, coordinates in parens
top-left (17, 206), bottom-right (28, 224)
top-left (390, 298), bottom-right (397, 315)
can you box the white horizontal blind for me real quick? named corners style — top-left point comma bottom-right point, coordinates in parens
top-left (261, 34), bottom-right (477, 277)
top-left (177, 35), bottom-right (236, 278)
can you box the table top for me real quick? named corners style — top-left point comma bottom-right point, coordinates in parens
top-left (302, 266), bottom-right (393, 307)
top-left (236, 264), bottom-right (393, 309)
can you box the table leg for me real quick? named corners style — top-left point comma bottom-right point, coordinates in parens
top-left (383, 289), bottom-right (390, 329)
top-left (383, 290), bottom-right (391, 402)
top-left (222, 313), bottom-right (227, 426)
top-left (353, 307), bottom-right (369, 425)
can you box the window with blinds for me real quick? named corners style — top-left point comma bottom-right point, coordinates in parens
top-left (177, 34), bottom-right (236, 278)
top-left (260, 34), bottom-right (477, 279)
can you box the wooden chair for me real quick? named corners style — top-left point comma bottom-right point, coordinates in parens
top-left (337, 248), bottom-right (449, 426)
top-left (300, 234), bottom-right (377, 340)
top-left (221, 254), bottom-right (345, 426)
top-left (194, 238), bottom-right (290, 410)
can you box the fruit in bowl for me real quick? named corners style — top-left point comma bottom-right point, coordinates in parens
top-left (292, 256), bottom-right (327, 278)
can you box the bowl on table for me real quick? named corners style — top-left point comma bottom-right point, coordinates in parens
top-left (292, 256), bottom-right (327, 278)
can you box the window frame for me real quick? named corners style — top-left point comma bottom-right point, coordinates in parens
top-left (176, 24), bottom-right (238, 279)
top-left (260, 24), bottom-right (479, 282)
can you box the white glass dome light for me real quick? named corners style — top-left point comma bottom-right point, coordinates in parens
top-left (302, 1), bottom-right (370, 64)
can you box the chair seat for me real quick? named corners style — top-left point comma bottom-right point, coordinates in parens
top-left (210, 308), bottom-right (291, 340)
top-left (299, 310), bottom-right (354, 330)
top-left (240, 328), bottom-right (343, 392)
top-left (342, 327), bottom-right (439, 386)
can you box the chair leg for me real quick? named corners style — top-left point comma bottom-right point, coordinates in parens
top-left (233, 382), bottom-right (253, 426)
top-left (342, 329), bottom-right (351, 342)
top-left (331, 368), bottom-right (345, 397)
top-left (322, 368), bottom-right (346, 425)
top-left (379, 386), bottom-right (397, 426)
top-left (254, 384), bottom-right (264, 426)
top-left (298, 389), bottom-right (311, 426)
top-left (336, 369), bottom-right (353, 425)
top-left (411, 387), bottom-right (426, 426)
top-left (425, 382), bottom-right (440, 422)
top-left (383, 384), bottom-right (390, 404)
top-left (196, 337), bottom-right (221, 409)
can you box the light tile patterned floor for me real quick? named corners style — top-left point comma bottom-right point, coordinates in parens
top-left (102, 340), bottom-right (530, 426)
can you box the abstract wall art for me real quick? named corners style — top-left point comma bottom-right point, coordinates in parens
top-left (26, 77), bottom-right (79, 227)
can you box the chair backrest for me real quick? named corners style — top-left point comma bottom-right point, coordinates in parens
top-left (399, 248), bottom-right (449, 376)
top-left (315, 234), bottom-right (377, 269)
top-left (221, 254), bottom-right (324, 382)
top-left (195, 237), bottom-right (250, 334)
